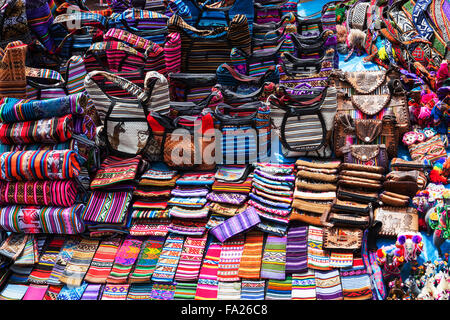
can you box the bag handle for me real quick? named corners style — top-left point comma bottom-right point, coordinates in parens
top-left (52, 12), bottom-right (108, 30)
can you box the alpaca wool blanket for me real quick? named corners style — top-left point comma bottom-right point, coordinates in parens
top-left (129, 236), bottom-right (165, 283)
top-left (285, 226), bottom-right (308, 274)
top-left (175, 235), bottom-right (208, 282)
top-left (217, 236), bottom-right (245, 282)
top-left (195, 243), bottom-right (222, 300)
top-left (151, 235), bottom-right (185, 283)
top-left (107, 237), bottom-right (143, 284)
top-left (260, 235), bottom-right (287, 280)
top-left (238, 231), bottom-right (264, 279)
top-left (292, 270), bottom-right (317, 300)
top-left (84, 237), bottom-right (123, 283)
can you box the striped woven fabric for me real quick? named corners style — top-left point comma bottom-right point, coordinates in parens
top-left (90, 156), bottom-right (141, 190)
top-left (0, 204), bottom-right (85, 234)
top-left (150, 283), bottom-right (176, 300)
top-left (151, 234), bottom-right (185, 282)
top-left (129, 236), bottom-right (165, 283)
top-left (28, 236), bottom-right (65, 284)
top-left (13, 235), bottom-right (36, 265)
top-left (195, 242), bottom-right (222, 300)
top-left (167, 196), bottom-right (207, 208)
top-left (237, 231), bottom-right (264, 279)
top-left (217, 236), bottom-right (245, 282)
top-left (0, 233), bottom-right (28, 261)
top-left (174, 235), bottom-right (207, 282)
top-left (0, 180), bottom-right (78, 207)
top-left (84, 237), bottom-right (123, 284)
top-left (285, 226), bottom-right (308, 274)
top-left (0, 283), bottom-right (29, 300)
top-left (80, 284), bottom-right (103, 300)
top-left (315, 269), bottom-right (343, 300)
top-left (291, 270), bottom-right (317, 300)
top-left (212, 177), bottom-right (253, 194)
top-left (107, 237), bottom-right (143, 284)
top-left (47, 236), bottom-right (82, 285)
top-left (329, 252), bottom-right (354, 269)
top-left (101, 284), bottom-right (130, 300)
top-left (168, 218), bottom-right (208, 236)
top-left (0, 150), bottom-right (80, 181)
top-left (307, 226), bottom-right (331, 270)
top-left (217, 282), bottom-right (242, 300)
top-left (0, 42), bottom-right (27, 99)
top-left (174, 282), bottom-right (197, 300)
top-left (82, 191), bottom-right (132, 224)
top-left (165, 32), bottom-right (181, 74)
top-left (129, 218), bottom-right (170, 236)
top-left (260, 235), bottom-right (287, 280)
top-left (340, 267), bottom-right (373, 300)
top-left (59, 239), bottom-right (100, 287)
top-left (266, 276), bottom-right (292, 300)
top-left (131, 209), bottom-right (169, 219)
top-left (126, 283), bottom-right (153, 300)
top-left (22, 283), bottom-right (48, 300)
top-left (56, 282), bottom-right (88, 300)
top-left (25, 3), bottom-right (55, 52)
top-left (240, 280), bottom-right (265, 300)
top-left (43, 285), bottom-right (63, 300)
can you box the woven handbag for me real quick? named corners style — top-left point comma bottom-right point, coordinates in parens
top-left (0, 41), bottom-right (27, 98)
top-left (0, 0), bottom-right (32, 48)
top-left (254, 0), bottom-right (297, 24)
top-left (168, 72), bottom-right (217, 103)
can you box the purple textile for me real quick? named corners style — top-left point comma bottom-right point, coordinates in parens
top-left (81, 284), bottom-right (103, 300)
top-left (254, 169), bottom-right (296, 182)
top-left (210, 206), bottom-right (261, 243)
top-left (206, 192), bottom-right (248, 205)
top-left (170, 188), bottom-right (210, 197)
top-left (285, 226), bottom-right (308, 274)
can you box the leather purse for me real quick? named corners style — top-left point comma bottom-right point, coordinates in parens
top-left (390, 157), bottom-right (433, 171)
top-left (330, 68), bottom-right (410, 158)
top-left (328, 212), bottom-right (370, 228)
top-left (379, 191), bottom-right (410, 207)
top-left (339, 162), bottom-right (385, 174)
top-left (383, 170), bottom-right (427, 196)
top-left (342, 144), bottom-right (389, 170)
top-left (374, 206), bottom-right (419, 237)
top-left (337, 187), bottom-right (379, 204)
top-left (332, 199), bottom-right (371, 216)
top-left (323, 227), bottom-right (363, 251)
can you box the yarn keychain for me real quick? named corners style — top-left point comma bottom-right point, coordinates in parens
top-left (394, 233), bottom-right (424, 264)
top-left (377, 244), bottom-right (404, 282)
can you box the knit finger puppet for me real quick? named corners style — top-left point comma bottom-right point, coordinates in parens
top-left (395, 233), bottom-right (424, 264)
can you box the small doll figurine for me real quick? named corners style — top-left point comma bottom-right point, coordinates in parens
top-left (403, 131), bottom-right (418, 146)
top-left (415, 130), bottom-right (426, 143)
top-left (422, 127), bottom-right (437, 139)
top-left (387, 278), bottom-right (406, 300)
top-left (395, 233), bottom-right (424, 263)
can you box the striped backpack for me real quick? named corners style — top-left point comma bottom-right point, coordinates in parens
top-left (84, 70), bottom-right (170, 160)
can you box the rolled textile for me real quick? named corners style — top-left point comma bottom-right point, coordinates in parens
top-left (0, 204), bottom-right (85, 234)
top-left (0, 150), bottom-right (81, 181)
top-left (210, 206), bottom-right (261, 243)
top-left (0, 92), bottom-right (87, 123)
top-left (0, 180), bottom-right (78, 207)
top-left (0, 114), bottom-right (73, 145)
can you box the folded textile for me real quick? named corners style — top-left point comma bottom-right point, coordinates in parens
top-left (167, 196), bottom-right (207, 208)
top-left (0, 150), bottom-right (80, 181)
top-left (81, 284), bottom-right (103, 300)
top-left (293, 190), bottom-right (336, 201)
top-left (84, 237), bottom-right (123, 284)
top-left (256, 217), bottom-right (288, 236)
top-left (252, 187), bottom-right (293, 203)
top-left (129, 237), bottom-right (165, 283)
top-left (209, 202), bottom-right (247, 217)
top-left (295, 179), bottom-right (337, 192)
top-left (101, 284), bottom-right (130, 300)
top-left (13, 235), bottom-right (36, 265)
top-left (253, 174), bottom-right (294, 190)
top-left (261, 235), bottom-right (287, 280)
top-left (240, 280), bottom-right (266, 300)
top-left (0, 180), bottom-right (78, 207)
top-left (210, 206), bottom-right (261, 243)
top-left (151, 235), bottom-right (185, 283)
top-left (168, 218), bottom-right (208, 236)
top-left (252, 178), bottom-right (294, 193)
top-left (176, 172), bottom-right (216, 186)
top-left (0, 114), bottom-right (74, 145)
top-left (248, 199), bottom-right (292, 216)
top-left (315, 269), bottom-right (343, 300)
top-left (82, 191), bottom-right (132, 224)
top-left (195, 243), bottom-right (222, 300)
top-left (252, 181), bottom-right (293, 197)
top-left (150, 283), bottom-right (176, 300)
top-left (171, 188), bottom-right (209, 197)
top-left (256, 163), bottom-right (294, 175)
top-left (238, 231), bottom-right (264, 279)
top-left (217, 236), bottom-right (245, 282)
top-left (0, 283), bottom-right (29, 300)
top-left (139, 169), bottom-right (180, 187)
top-left (133, 188), bottom-right (172, 198)
top-left (57, 282), bottom-right (88, 300)
top-left (0, 93), bottom-right (87, 123)
top-left (206, 192), bottom-right (248, 205)
top-left (254, 169), bottom-right (296, 182)
top-left (206, 214), bottom-right (227, 229)
top-left (296, 170), bottom-right (338, 183)
top-left (169, 206), bottom-right (210, 219)
top-left (307, 226), bottom-right (331, 271)
top-left (329, 252), bottom-right (354, 269)
top-left (249, 193), bottom-right (291, 209)
top-left (340, 266), bottom-right (373, 300)
top-left (43, 285), bottom-right (63, 300)
top-left (107, 237), bottom-right (143, 284)
top-left (28, 236), bottom-right (65, 284)
top-left (286, 226), bottom-right (308, 274)
top-left (131, 210), bottom-right (169, 219)
top-left (292, 270), bottom-right (317, 300)
top-left (295, 159), bottom-right (341, 169)
top-left (129, 218), bottom-right (170, 237)
top-left (174, 282), bottom-right (198, 300)
top-left (215, 165), bottom-right (251, 182)
top-left (90, 155), bottom-right (141, 190)
top-left (127, 283), bottom-right (153, 300)
top-left (175, 235), bottom-right (208, 282)
top-left (23, 284), bottom-right (48, 300)
top-left (0, 233), bottom-right (28, 261)
top-left (212, 177), bottom-right (253, 194)
top-left (47, 236), bottom-right (82, 285)
top-left (132, 200), bottom-right (168, 210)
top-left (265, 276), bottom-right (292, 300)
top-left (59, 239), bottom-right (100, 287)
top-left (217, 282), bottom-right (241, 300)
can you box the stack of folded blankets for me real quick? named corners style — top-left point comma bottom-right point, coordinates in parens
top-left (129, 164), bottom-right (179, 237)
top-left (291, 159), bottom-right (341, 227)
top-left (249, 163), bottom-right (296, 236)
top-left (206, 165), bottom-right (253, 227)
top-left (82, 155), bottom-right (141, 236)
top-left (166, 171), bottom-right (216, 237)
